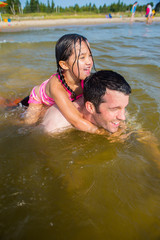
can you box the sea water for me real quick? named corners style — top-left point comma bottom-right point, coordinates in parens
top-left (0, 22), bottom-right (160, 240)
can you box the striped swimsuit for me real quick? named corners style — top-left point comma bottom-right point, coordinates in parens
top-left (28, 73), bottom-right (84, 106)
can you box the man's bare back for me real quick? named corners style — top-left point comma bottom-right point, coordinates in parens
top-left (40, 97), bottom-right (84, 133)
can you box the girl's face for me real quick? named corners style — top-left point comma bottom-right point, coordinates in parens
top-left (66, 40), bottom-right (93, 81)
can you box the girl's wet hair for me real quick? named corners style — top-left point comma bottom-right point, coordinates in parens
top-left (55, 33), bottom-right (94, 100)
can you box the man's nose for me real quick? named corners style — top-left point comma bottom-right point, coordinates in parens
top-left (117, 109), bottom-right (126, 121)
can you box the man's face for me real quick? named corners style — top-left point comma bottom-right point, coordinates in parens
top-left (92, 89), bottom-right (129, 133)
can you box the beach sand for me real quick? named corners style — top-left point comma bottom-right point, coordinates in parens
top-left (0, 17), bottom-right (160, 32)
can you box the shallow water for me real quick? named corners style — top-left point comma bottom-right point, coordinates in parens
top-left (0, 22), bottom-right (160, 240)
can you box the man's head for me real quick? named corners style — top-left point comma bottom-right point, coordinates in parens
top-left (84, 70), bottom-right (131, 133)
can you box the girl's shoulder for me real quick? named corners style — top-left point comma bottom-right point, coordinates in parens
top-left (48, 73), bottom-right (65, 91)
top-left (48, 73), bottom-right (60, 85)
top-left (49, 73), bottom-right (59, 81)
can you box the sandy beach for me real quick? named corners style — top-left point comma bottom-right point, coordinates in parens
top-left (0, 17), bottom-right (160, 32)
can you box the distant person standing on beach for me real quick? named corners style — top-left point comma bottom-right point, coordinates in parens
top-left (131, 1), bottom-right (138, 22)
top-left (145, 3), bottom-right (153, 24)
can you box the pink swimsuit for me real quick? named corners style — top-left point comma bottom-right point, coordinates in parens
top-left (28, 73), bottom-right (84, 106)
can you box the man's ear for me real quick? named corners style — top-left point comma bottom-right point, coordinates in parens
top-left (59, 60), bottom-right (69, 70)
top-left (85, 101), bottom-right (96, 114)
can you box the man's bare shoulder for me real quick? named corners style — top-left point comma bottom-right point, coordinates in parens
top-left (40, 97), bottom-right (84, 133)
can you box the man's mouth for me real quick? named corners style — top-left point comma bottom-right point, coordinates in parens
top-left (111, 121), bottom-right (120, 127)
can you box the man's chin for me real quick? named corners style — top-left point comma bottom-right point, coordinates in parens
top-left (107, 126), bottom-right (119, 134)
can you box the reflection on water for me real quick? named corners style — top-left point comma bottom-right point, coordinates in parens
top-left (0, 22), bottom-right (160, 240)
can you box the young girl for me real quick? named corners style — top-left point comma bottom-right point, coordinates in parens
top-left (25, 33), bottom-right (99, 134)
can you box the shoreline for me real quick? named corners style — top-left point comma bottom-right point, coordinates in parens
top-left (0, 17), bottom-right (160, 32)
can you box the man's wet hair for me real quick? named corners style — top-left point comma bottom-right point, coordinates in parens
top-left (84, 70), bottom-right (131, 113)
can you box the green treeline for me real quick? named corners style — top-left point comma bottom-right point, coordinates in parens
top-left (3, 0), bottom-right (154, 15)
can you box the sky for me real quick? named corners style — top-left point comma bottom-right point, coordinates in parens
top-left (21, 0), bottom-right (159, 8)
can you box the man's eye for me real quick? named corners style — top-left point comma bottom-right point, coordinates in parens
top-left (110, 108), bottom-right (118, 111)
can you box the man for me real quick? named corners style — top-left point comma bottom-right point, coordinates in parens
top-left (40, 70), bottom-right (131, 134)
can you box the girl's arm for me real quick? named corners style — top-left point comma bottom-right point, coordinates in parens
top-left (49, 83), bottom-right (102, 134)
